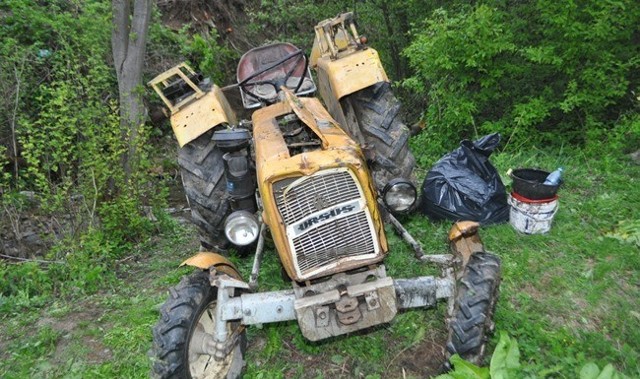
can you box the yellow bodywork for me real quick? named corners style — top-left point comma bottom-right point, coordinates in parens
top-left (253, 92), bottom-right (388, 282)
top-left (313, 49), bottom-right (388, 102)
top-left (148, 63), bottom-right (237, 147)
top-left (169, 86), bottom-right (236, 147)
top-left (310, 12), bottom-right (389, 102)
top-left (181, 252), bottom-right (243, 280)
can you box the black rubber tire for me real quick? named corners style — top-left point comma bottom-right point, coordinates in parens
top-left (178, 130), bottom-right (230, 251)
top-left (151, 271), bottom-right (246, 379)
top-left (445, 252), bottom-right (501, 366)
top-left (340, 82), bottom-right (416, 192)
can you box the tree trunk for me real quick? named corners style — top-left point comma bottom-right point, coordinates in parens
top-left (111, 0), bottom-right (152, 181)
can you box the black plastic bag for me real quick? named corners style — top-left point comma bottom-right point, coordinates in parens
top-left (420, 133), bottom-right (509, 224)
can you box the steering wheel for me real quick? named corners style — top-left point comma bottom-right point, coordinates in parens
top-left (238, 49), bottom-right (309, 104)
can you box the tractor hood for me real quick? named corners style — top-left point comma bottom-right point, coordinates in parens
top-left (252, 94), bottom-right (388, 281)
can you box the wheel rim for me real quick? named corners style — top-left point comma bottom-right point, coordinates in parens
top-left (188, 301), bottom-right (235, 379)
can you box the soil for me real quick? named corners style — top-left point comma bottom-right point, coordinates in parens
top-left (157, 0), bottom-right (254, 52)
top-left (0, 195), bottom-right (81, 260)
top-left (249, 329), bottom-right (446, 378)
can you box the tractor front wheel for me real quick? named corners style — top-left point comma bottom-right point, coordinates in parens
top-left (151, 271), bottom-right (246, 379)
top-left (445, 252), bottom-right (501, 366)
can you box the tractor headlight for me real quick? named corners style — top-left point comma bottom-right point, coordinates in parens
top-left (224, 211), bottom-right (259, 246)
top-left (382, 179), bottom-right (417, 214)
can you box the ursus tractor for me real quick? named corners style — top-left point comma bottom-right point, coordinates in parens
top-left (148, 12), bottom-right (500, 378)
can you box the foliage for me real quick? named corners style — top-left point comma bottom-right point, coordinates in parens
top-left (434, 332), bottom-right (519, 379)
top-left (580, 363), bottom-right (629, 379)
top-left (180, 30), bottom-right (238, 85)
top-left (0, 261), bottom-right (53, 299)
top-left (404, 1), bottom-right (640, 155)
top-left (437, 332), bottom-right (628, 379)
top-left (489, 332), bottom-right (521, 378)
top-left (604, 219), bottom-right (640, 248)
top-left (404, 5), bottom-right (516, 157)
top-left (0, 0), bottom-right (174, 304)
top-left (245, 0), bottom-right (342, 50)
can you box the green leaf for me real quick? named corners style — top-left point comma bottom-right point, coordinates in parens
top-left (447, 354), bottom-right (490, 379)
top-left (581, 362), bottom-right (601, 379)
top-left (596, 364), bottom-right (616, 379)
top-left (490, 332), bottom-right (521, 379)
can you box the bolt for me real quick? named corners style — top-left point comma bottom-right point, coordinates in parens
top-left (244, 309), bottom-right (252, 316)
top-left (318, 311), bottom-right (327, 320)
top-left (369, 299), bottom-right (377, 307)
top-left (276, 305), bottom-right (283, 314)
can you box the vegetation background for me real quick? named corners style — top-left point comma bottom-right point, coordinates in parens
top-left (0, 0), bottom-right (638, 378)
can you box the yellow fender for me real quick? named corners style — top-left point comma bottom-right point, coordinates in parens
top-left (180, 252), bottom-right (242, 280)
top-left (314, 48), bottom-right (388, 101)
top-left (448, 221), bottom-right (485, 268)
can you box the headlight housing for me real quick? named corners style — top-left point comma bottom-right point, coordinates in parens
top-left (224, 211), bottom-right (259, 246)
top-left (382, 178), bottom-right (417, 214)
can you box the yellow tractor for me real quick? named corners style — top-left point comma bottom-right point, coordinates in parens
top-left (148, 13), bottom-right (500, 378)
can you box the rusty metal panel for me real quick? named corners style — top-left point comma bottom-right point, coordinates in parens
top-left (294, 277), bottom-right (397, 341)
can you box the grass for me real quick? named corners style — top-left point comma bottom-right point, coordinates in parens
top-left (0, 147), bottom-right (638, 378)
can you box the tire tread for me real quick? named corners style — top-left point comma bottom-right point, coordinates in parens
top-left (178, 131), bottom-right (229, 250)
top-left (445, 252), bottom-right (501, 365)
top-left (341, 82), bottom-right (416, 191)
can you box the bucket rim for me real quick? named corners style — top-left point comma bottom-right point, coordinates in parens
top-left (511, 191), bottom-right (558, 203)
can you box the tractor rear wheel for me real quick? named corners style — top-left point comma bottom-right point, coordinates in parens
top-left (178, 130), bottom-right (230, 251)
top-left (340, 82), bottom-right (416, 192)
top-left (445, 252), bottom-right (501, 366)
top-left (151, 271), bottom-right (246, 379)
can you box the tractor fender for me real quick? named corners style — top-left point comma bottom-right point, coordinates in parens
top-left (448, 221), bottom-right (485, 270)
top-left (170, 86), bottom-right (236, 147)
top-left (180, 252), bottom-right (242, 280)
top-left (315, 48), bottom-right (389, 101)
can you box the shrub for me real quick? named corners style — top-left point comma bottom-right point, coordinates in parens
top-left (404, 1), bottom-right (640, 154)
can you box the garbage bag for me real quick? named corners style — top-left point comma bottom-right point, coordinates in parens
top-left (420, 133), bottom-right (509, 224)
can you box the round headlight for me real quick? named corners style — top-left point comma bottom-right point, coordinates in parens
top-left (224, 211), bottom-right (259, 246)
top-left (382, 179), bottom-right (417, 213)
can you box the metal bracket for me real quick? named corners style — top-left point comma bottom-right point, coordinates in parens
top-left (387, 211), bottom-right (455, 266)
top-left (211, 274), bottom-right (250, 360)
top-left (249, 222), bottom-right (267, 290)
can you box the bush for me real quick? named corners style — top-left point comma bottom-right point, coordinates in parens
top-left (404, 1), bottom-right (640, 154)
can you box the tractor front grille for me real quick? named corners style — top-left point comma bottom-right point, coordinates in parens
top-left (273, 169), bottom-right (378, 279)
top-left (275, 170), bottom-right (360, 225)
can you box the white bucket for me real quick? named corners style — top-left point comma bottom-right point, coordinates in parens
top-left (508, 193), bottom-right (559, 234)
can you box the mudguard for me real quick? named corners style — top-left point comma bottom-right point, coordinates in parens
top-left (180, 252), bottom-right (242, 280)
top-left (148, 63), bottom-right (237, 147)
top-left (314, 48), bottom-right (388, 101)
top-left (448, 221), bottom-right (485, 268)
